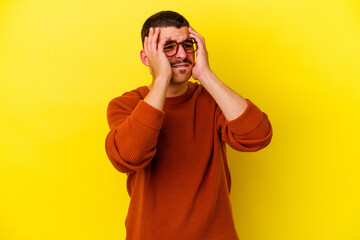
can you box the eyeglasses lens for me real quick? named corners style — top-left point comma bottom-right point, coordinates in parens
top-left (163, 39), bottom-right (197, 57)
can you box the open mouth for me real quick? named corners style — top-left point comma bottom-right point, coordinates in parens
top-left (172, 64), bottom-right (189, 69)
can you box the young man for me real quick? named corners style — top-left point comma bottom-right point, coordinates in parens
top-left (105, 11), bottom-right (272, 240)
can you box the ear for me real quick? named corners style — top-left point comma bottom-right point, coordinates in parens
top-left (140, 50), bottom-right (149, 66)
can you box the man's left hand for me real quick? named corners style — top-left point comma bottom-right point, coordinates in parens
top-left (188, 26), bottom-right (212, 81)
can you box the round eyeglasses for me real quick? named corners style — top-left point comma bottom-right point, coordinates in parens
top-left (163, 38), bottom-right (197, 57)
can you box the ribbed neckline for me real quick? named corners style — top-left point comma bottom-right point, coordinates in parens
top-left (164, 82), bottom-right (196, 105)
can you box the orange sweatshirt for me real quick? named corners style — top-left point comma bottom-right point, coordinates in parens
top-left (105, 81), bottom-right (272, 240)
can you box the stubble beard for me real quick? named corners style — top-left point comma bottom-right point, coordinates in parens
top-left (170, 57), bottom-right (193, 79)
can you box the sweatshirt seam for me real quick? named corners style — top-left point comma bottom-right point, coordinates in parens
top-left (228, 113), bottom-right (265, 136)
top-left (132, 113), bottom-right (163, 131)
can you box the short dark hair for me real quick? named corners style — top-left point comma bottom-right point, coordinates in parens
top-left (141, 11), bottom-right (190, 47)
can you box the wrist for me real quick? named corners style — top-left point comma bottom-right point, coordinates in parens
top-left (149, 76), bottom-right (170, 91)
top-left (197, 69), bottom-right (215, 84)
top-left (154, 75), bottom-right (171, 85)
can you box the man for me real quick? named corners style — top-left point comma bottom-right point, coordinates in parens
top-left (105, 10), bottom-right (272, 240)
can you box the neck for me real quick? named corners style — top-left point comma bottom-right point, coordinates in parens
top-left (148, 81), bottom-right (189, 98)
top-left (166, 81), bottom-right (189, 97)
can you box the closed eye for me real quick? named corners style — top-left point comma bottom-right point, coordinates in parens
top-left (164, 45), bottom-right (176, 50)
top-left (183, 43), bottom-right (193, 49)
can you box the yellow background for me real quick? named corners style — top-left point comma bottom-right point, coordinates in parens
top-left (1, 0), bottom-right (359, 239)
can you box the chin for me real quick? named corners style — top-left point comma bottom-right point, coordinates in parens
top-left (171, 74), bottom-right (192, 84)
top-left (171, 68), bottom-right (192, 83)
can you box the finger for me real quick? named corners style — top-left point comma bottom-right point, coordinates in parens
top-left (189, 27), bottom-right (205, 49)
top-left (144, 36), bottom-right (149, 56)
top-left (189, 26), bottom-right (204, 41)
top-left (155, 28), bottom-right (162, 50)
top-left (147, 27), bottom-right (154, 54)
top-left (189, 32), bottom-right (199, 41)
top-left (188, 26), bottom-right (198, 34)
top-left (146, 28), bottom-right (153, 53)
top-left (151, 28), bottom-right (160, 52)
top-left (189, 33), bottom-right (205, 52)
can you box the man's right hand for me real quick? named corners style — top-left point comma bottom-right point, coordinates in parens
top-left (143, 27), bottom-right (172, 111)
top-left (144, 27), bottom-right (172, 83)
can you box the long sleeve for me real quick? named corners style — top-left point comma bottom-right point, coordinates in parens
top-left (105, 93), bottom-right (165, 173)
top-left (216, 99), bottom-right (273, 152)
top-left (106, 83), bottom-right (272, 239)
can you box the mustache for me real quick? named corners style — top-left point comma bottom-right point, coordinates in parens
top-left (170, 58), bottom-right (193, 66)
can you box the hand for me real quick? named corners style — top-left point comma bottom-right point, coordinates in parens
top-left (188, 26), bottom-right (212, 81)
top-left (144, 27), bottom-right (172, 83)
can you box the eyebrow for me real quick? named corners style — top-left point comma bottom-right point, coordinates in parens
top-left (165, 38), bottom-right (193, 45)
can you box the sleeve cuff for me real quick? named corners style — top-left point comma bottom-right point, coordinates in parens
top-left (131, 100), bottom-right (165, 131)
top-left (226, 99), bottom-right (265, 136)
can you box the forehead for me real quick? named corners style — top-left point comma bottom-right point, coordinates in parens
top-left (158, 26), bottom-right (190, 42)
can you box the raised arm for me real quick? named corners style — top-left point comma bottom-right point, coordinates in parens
top-left (106, 27), bottom-right (172, 173)
top-left (189, 26), bottom-right (272, 151)
top-left (189, 26), bottom-right (248, 121)
top-left (140, 27), bottom-right (172, 110)
top-left (105, 95), bottom-right (165, 173)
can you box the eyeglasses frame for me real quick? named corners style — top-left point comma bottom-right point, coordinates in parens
top-left (163, 38), bottom-right (198, 57)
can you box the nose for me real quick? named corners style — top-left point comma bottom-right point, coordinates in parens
top-left (174, 44), bottom-right (187, 60)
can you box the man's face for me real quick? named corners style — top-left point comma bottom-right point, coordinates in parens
top-left (158, 26), bottom-right (195, 84)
